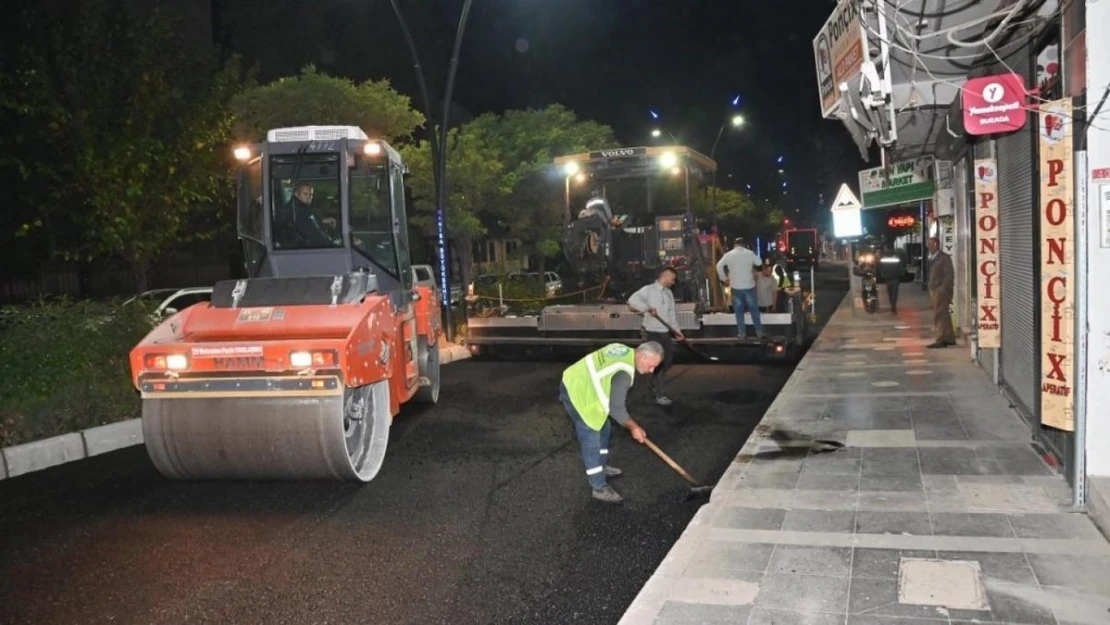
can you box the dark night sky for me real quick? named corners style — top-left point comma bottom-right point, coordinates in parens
top-left (213, 0), bottom-right (863, 228)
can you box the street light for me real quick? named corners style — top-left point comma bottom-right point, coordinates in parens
top-left (709, 111), bottom-right (746, 215)
top-left (387, 0), bottom-right (477, 343)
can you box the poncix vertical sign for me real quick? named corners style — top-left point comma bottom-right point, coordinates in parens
top-left (1038, 99), bottom-right (1075, 432)
top-left (974, 159), bottom-right (1001, 347)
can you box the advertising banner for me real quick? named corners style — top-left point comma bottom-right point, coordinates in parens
top-left (858, 156), bottom-right (936, 209)
top-left (962, 73), bottom-right (1028, 135)
top-left (973, 158), bottom-right (1001, 348)
top-left (1038, 99), bottom-right (1075, 432)
top-left (813, 0), bottom-right (865, 118)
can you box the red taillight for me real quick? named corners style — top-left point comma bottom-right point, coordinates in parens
top-left (312, 351), bottom-right (337, 367)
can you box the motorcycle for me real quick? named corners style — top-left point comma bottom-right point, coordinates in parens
top-left (861, 270), bottom-right (879, 313)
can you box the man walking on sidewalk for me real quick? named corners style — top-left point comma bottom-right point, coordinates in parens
top-left (926, 236), bottom-right (956, 348)
top-left (558, 342), bottom-right (663, 503)
top-left (717, 236), bottom-right (764, 339)
top-left (877, 244), bottom-right (906, 313)
top-left (627, 267), bottom-right (680, 406)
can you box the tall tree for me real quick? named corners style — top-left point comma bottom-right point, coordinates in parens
top-left (232, 65), bottom-right (425, 142)
top-left (691, 186), bottom-right (784, 242)
top-left (1, 0), bottom-right (247, 290)
top-left (476, 104), bottom-right (620, 273)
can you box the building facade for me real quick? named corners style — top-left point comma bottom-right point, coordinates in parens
top-left (816, 0), bottom-right (1109, 530)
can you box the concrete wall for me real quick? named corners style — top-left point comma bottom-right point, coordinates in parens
top-left (1084, 0), bottom-right (1110, 479)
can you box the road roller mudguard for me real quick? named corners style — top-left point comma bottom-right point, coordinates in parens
top-left (128, 127), bottom-right (443, 482)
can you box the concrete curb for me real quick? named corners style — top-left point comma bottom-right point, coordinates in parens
top-left (0, 345), bottom-right (472, 481)
top-left (616, 291), bottom-right (853, 625)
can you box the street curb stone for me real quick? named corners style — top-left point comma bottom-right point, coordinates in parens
top-left (0, 345), bottom-right (472, 481)
top-left (3, 432), bottom-right (86, 479)
top-left (83, 419), bottom-right (144, 457)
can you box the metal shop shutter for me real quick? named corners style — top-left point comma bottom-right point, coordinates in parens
top-left (995, 46), bottom-right (1037, 422)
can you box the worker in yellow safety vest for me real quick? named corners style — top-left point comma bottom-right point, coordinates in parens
top-left (558, 341), bottom-right (664, 503)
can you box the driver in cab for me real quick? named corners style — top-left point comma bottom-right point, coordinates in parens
top-left (276, 181), bottom-right (334, 248)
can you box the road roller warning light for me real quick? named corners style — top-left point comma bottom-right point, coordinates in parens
top-left (128, 126), bottom-right (443, 483)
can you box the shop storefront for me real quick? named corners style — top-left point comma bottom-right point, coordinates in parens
top-left (857, 156), bottom-right (937, 284)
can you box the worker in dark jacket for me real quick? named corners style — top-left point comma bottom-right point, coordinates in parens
top-left (559, 342), bottom-right (663, 503)
top-left (927, 236), bottom-right (957, 347)
top-left (877, 244), bottom-right (906, 313)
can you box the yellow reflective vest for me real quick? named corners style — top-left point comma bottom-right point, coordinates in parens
top-left (561, 343), bottom-right (637, 431)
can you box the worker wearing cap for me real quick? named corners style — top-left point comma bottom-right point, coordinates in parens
top-left (627, 267), bottom-right (681, 406)
top-left (559, 342), bottom-right (663, 503)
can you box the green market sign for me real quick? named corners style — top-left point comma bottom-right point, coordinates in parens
top-left (857, 156), bottom-right (936, 209)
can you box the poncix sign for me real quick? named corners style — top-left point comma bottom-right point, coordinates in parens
top-left (813, 0), bottom-right (865, 118)
top-left (974, 158), bottom-right (1001, 348)
top-left (963, 73), bottom-right (1028, 135)
top-left (1038, 99), bottom-right (1075, 432)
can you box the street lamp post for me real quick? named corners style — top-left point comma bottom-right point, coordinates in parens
top-left (387, 0), bottom-right (476, 343)
top-left (432, 0), bottom-right (477, 342)
top-left (709, 114), bottom-right (744, 214)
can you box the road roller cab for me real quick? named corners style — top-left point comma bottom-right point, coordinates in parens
top-left (128, 126), bottom-right (442, 482)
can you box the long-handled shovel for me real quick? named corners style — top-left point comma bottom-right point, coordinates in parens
top-left (631, 308), bottom-right (720, 362)
top-left (643, 437), bottom-right (714, 502)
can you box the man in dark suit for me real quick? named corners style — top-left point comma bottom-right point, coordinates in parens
top-left (926, 236), bottom-right (956, 348)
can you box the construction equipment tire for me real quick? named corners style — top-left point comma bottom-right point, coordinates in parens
top-left (413, 336), bottom-right (440, 404)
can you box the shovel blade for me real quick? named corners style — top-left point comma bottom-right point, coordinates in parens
top-left (683, 485), bottom-right (714, 502)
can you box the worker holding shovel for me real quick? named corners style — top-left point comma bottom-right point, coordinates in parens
top-left (559, 342), bottom-right (664, 503)
top-left (627, 267), bottom-right (681, 406)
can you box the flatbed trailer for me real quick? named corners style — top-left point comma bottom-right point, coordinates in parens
top-left (466, 275), bottom-right (816, 362)
top-left (463, 145), bottom-right (817, 362)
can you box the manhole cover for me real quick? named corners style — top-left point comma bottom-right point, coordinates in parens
top-left (898, 558), bottom-right (988, 610)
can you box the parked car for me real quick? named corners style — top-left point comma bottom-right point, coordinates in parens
top-left (507, 271), bottom-right (563, 297)
top-left (411, 264), bottom-right (462, 304)
top-left (123, 287), bottom-right (214, 320)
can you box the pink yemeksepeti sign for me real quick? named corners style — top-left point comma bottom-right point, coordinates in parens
top-left (963, 73), bottom-right (1028, 135)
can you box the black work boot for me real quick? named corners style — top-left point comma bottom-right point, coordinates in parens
top-left (591, 484), bottom-right (623, 503)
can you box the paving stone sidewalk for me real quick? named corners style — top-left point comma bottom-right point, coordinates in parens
top-left (620, 286), bottom-right (1110, 625)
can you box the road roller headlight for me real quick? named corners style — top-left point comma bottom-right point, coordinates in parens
top-left (144, 353), bottom-right (189, 371)
top-left (289, 350), bottom-right (339, 369)
top-left (290, 351), bottom-right (313, 368)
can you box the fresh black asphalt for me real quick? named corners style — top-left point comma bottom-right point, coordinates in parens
top-left (0, 266), bottom-right (847, 625)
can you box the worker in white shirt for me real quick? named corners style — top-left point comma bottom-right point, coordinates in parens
top-left (716, 236), bottom-right (764, 339)
top-left (627, 266), bottom-right (680, 406)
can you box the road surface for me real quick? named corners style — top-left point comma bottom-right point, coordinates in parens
top-left (0, 266), bottom-right (848, 625)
